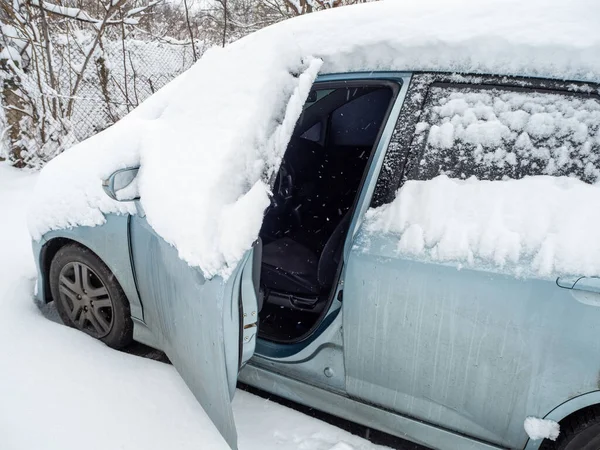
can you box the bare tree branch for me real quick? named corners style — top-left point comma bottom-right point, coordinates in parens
top-left (66, 0), bottom-right (127, 116)
top-left (29, 0), bottom-right (161, 27)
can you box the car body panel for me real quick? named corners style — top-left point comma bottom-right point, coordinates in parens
top-left (344, 231), bottom-right (600, 448)
top-left (33, 214), bottom-right (143, 320)
top-left (239, 363), bottom-right (503, 450)
top-left (129, 215), bottom-right (258, 450)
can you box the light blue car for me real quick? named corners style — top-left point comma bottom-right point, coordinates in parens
top-left (32, 70), bottom-right (600, 450)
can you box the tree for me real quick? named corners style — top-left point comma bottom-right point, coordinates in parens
top-left (0, 0), bottom-right (159, 167)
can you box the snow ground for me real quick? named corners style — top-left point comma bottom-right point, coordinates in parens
top-left (0, 162), bottom-right (389, 450)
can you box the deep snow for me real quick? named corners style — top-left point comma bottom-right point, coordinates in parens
top-left (28, 0), bottom-right (600, 280)
top-left (0, 163), bottom-right (389, 450)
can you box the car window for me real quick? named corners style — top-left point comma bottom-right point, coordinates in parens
top-left (300, 122), bottom-right (322, 142)
top-left (412, 84), bottom-right (600, 183)
top-left (303, 89), bottom-right (335, 110)
top-left (330, 88), bottom-right (393, 147)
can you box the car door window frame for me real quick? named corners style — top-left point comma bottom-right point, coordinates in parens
top-left (336, 73), bottom-right (412, 253)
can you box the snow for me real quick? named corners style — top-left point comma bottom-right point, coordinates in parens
top-left (0, 163), bottom-right (390, 450)
top-left (364, 175), bottom-right (600, 278)
top-left (31, 0), bottom-right (147, 25)
top-left (30, 0), bottom-right (97, 23)
top-left (28, 0), bottom-right (600, 278)
top-left (285, 0), bottom-right (600, 82)
top-left (386, 84), bottom-right (600, 278)
top-left (524, 417), bottom-right (560, 441)
top-left (29, 32), bottom-right (322, 279)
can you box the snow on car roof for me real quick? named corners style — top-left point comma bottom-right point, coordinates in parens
top-left (28, 0), bottom-right (600, 278)
top-left (287, 0), bottom-right (600, 83)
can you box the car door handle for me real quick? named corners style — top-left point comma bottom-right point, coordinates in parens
top-left (557, 276), bottom-right (600, 293)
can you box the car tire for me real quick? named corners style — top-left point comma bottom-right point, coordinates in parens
top-left (540, 407), bottom-right (600, 450)
top-left (49, 243), bottom-right (133, 349)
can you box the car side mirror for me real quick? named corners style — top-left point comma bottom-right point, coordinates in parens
top-left (102, 167), bottom-right (140, 201)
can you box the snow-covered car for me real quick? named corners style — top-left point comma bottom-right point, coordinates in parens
top-left (28, 1), bottom-right (600, 449)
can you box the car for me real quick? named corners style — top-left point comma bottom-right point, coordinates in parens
top-left (29, 2), bottom-right (600, 450)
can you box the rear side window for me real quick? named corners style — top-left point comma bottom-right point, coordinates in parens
top-left (413, 84), bottom-right (600, 183)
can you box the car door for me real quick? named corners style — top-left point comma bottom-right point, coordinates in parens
top-left (342, 74), bottom-right (600, 448)
top-left (129, 213), bottom-right (260, 450)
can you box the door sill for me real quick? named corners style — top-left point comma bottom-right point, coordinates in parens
top-left (239, 364), bottom-right (506, 450)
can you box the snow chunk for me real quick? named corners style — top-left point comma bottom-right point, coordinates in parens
top-left (500, 110), bottom-right (530, 132)
top-left (463, 121), bottom-right (511, 147)
top-left (365, 175), bottom-right (600, 278)
top-left (524, 417), bottom-right (560, 441)
top-left (527, 113), bottom-right (556, 138)
top-left (427, 122), bottom-right (455, 149)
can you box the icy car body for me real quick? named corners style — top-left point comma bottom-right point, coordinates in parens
top-left (30, 1), bottom-right (600, 449)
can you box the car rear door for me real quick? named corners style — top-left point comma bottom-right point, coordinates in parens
top-left (129, 214), bottom-right (260, 450)
top-left (342, 74), bottom-right (600, 448)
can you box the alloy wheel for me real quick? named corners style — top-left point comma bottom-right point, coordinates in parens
top-left (57, 261), bottom-right (114, 338)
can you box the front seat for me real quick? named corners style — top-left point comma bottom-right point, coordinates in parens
top-left (261, 212), bottom-right (351, 299)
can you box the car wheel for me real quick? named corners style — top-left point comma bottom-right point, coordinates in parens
top-left (49, 244), bottom-right (133, 349)
top-left (540, 407), bottom-right (600, 450)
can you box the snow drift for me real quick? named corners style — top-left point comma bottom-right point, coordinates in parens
top-left (365, 175), bottom-right (600, 278)
top-left (28, 0), bottom-right (600, 278)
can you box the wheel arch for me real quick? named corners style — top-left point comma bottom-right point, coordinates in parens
top-left (523, 391), bottom-right (600, 450)
top-left (36, 214), bottom-right (144, 321)
top-left (39, 236), bottom-right (77, 304)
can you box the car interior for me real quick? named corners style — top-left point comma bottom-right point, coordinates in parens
top-left (258, 81), bottom-right (396, 343)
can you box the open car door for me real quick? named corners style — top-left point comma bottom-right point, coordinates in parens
top-left (129, 214), bottom-right (260, 449)
top-left (102, 54), bottom-right (319, 449)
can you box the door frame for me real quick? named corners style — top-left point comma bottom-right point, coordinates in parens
top-left (254, 71), bottom-right (413, 361)
top-left (248, 73), bottom-right (413, 396)
top-left (340, 72), bottom-right (412, 262)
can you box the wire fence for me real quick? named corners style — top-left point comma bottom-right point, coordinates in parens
top-left (3, 36), bottom-right (200, 167)
top-left (53, 38), bottom-right (199, 142)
